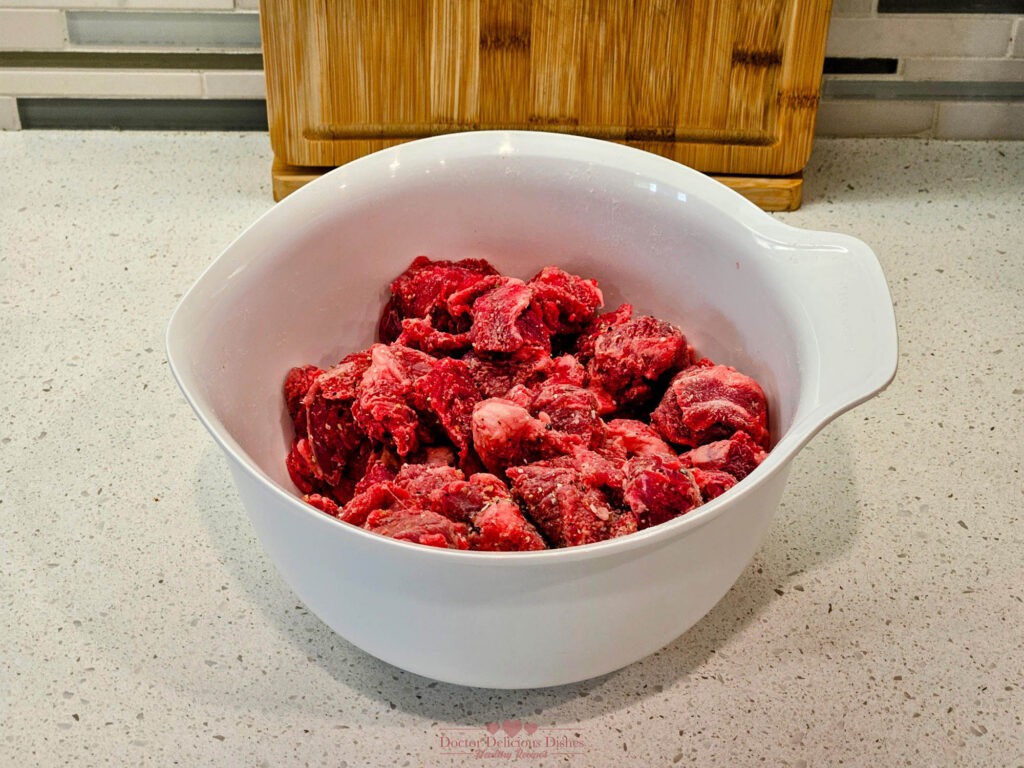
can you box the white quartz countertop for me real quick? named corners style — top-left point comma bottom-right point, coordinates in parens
top-left (2, 133), bottom-right (1022, 767)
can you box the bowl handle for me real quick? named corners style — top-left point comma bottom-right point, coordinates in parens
top-left (775, 232), bottom-right (898, 445)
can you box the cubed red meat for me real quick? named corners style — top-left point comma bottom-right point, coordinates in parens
top-left (622, 454), bottom-right (702, 529)
top-left (285, 258), bottom-right (774, 551)
top-left (690, 468), bottom-right (738, 501)
top-left (379, 256), bottom-right (499, 342)
top-left (470, 398), bottom-right (576, 475)
top-left (413, 357), bottom-right (482, 461)
top-left (587, 315), bottom-right (693, 413)
top-left (600, 418), bottom-right (675, 460)
top-left (463, 348), bottom-right (583, 400)
top-left (529, 384), bottom-right (604, 448)
top-left (429, 472), bottom-right (511, 523)
top-left (303, 493), bottom-right (340, 517)
top-left (353, 449), bottom-right (400, 495)
top-left (286, 438), bottom-right (320, 495)
top-left (352, 343), bottom-right (437, 457)
top-left (471, 278), bottom-right (547, 354)
top-left (575, 303), bottom-right (633, 363)
top-left (528, 446), bottom-right (628, 510)
top-left (527, 266), bottom-right (604, 334)
top-left (284, 364), bottom-right (323, 433)
top-left (445, 274), bottom-right (506, 320)
top-left (302, 378), bottom-right (366, 487)
top-left (392, 462), bottom-right (465, 498)
top-left (364, 505), bottom-right (470, 550)
top-left (318, 351), bottom-right (373, 401)
top-left (546, 354), bottom-right (587, 388)
top-left (651, 362), bottom-right (770, 449)
top-left (506, 462), bottom-right (635, 548)
top-left (396, 316), bottom-right (473, 355)
top-left (679, 430), bottom-right (767, 480)
top-left (566, 446), bottom-right (626, 495)
top-left (469, 498), bottom-right (548, 551)
top-left (336, 480), bottom-right (413, 527)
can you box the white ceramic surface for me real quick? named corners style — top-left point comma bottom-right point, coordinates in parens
top-left (166, 131), bottom-right (897, 688)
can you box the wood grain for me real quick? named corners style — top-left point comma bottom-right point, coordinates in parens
top-left (261, 0), bottom-right (831, 205)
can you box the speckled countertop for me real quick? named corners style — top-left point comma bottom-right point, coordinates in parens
top-left (2, 133), bottom-right (1022, 767)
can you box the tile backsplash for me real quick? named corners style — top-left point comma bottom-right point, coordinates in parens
top-left (0, 1), bottom-right (1021, 138)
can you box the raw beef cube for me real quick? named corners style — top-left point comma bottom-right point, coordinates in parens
top-left (286, 438), bottom-right (320, 495)
top-left (429, 473), bottom-right (507, 522)
top-left (364, 505), bottom-right (470, 550)
top-left (393, 462), bottom-right (465, 497)
top-left (471, 398), bottom-right (577, 475)
top-left (284, 365), bottom-right (323, 433)
top-left (514, 301), bottom-right (551, 351)
top-left (414, 357), bottom-right (481, 460)
top-left (575, 303), bottom-right (633, 363)
top-left (337, 480), bottom-right (413, 527)
top-left (565, 446), bottom-right (625, 495)
top-left (506, 463), bottom-right (631, 548)
top-left (471, 278), bottom-right (548, 354)
top-left (469, 498), bottom-right (548, 551)
top-left (352, 343), bottom-right (436, 457)
top-left (353, 449), bottom-right (400, 495)
top-left (679, 430), bottom-right (767, 480)
top-left (587, 315), bottom-right (693, 412)
top-left (609, 510), bottom-right (640, 539)
top-left (318, 351), bottom-right (373, 401)
top-left (463, 352), bottom-right (520, 399)
top-left (533, 447), bottom-right (626, 508)
top-left (396, 316), bottom-right (473, 355)
top-left (462, 347), bottom-right (552, 399)
top-left (651, 363), bottom-right (770, 449)
top-left (379, 256), bottom-right (499, 342)
top-left (428, 472), bottom-right (546, 550)
top-left (445, 274), bottom-right (506, 320)
top-left (303, 493), bottom-right (340, 517)
top-left (503, 384), bottom-right (539, 410)
top-left (690, 468), bottom-right (738, 501)
top-left (545, 354), bottom-right (587, 388)
top-left (529, 384), bottom-right (603, 447)
top-left (601, 418), bottom-right (675, 460)
top-left (302, 379), bottom-right (366, 486)
top-left (332, 442), bottom-right (375, 505)
top-left (527, 266), bottom-right (604, 334)
top-left (622, 454), bottom-right (703, 529)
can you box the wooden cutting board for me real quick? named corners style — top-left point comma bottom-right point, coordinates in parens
top-left (261, 0), bottom-right (831, 210)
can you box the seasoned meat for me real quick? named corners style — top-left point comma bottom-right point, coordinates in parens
top-left (651, 362), bottom-right (769, 449)
top-left (587, 315), bottom-right (693, 413)
top-left (507, 462), bottom-right (636, 548)
top-left (283, 257), bottom-right (772, 551)
top-left (679, 430), bottom-right (767, 480)
top-left (379, 255), bottom-right (499, 342)
top-left (622, 454), bottom-right (703, 529)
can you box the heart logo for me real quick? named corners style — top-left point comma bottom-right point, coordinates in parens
top-left (503, 719), bottom-right (522, 737)
top-left (523, 722), bottom-right (539, 735)
top-left (485, 722), bottom-right (500, 734)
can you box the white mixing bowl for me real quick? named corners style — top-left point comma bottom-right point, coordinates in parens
top-left (167, 131), bottom-right (897, 688)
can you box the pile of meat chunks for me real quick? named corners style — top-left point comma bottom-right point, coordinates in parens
top-left (284, 257), bottom-right (769, 551)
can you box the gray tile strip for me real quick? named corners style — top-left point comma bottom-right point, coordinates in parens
top-left (823, 57), bottom-right (899, 75)
top-left (66, 11), bottom-right (261, 48)
top-left (878, 0), bottom-right (1024, 11)
top-left (824, 79), bottom-right (1024, 101)
top-left (0, 51), bottom-right (263, 69)
top-left (17, 97), bottom-right (268, 130)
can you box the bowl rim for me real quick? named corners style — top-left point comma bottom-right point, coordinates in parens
top-left (166, 130), bottom-right (898, 565)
